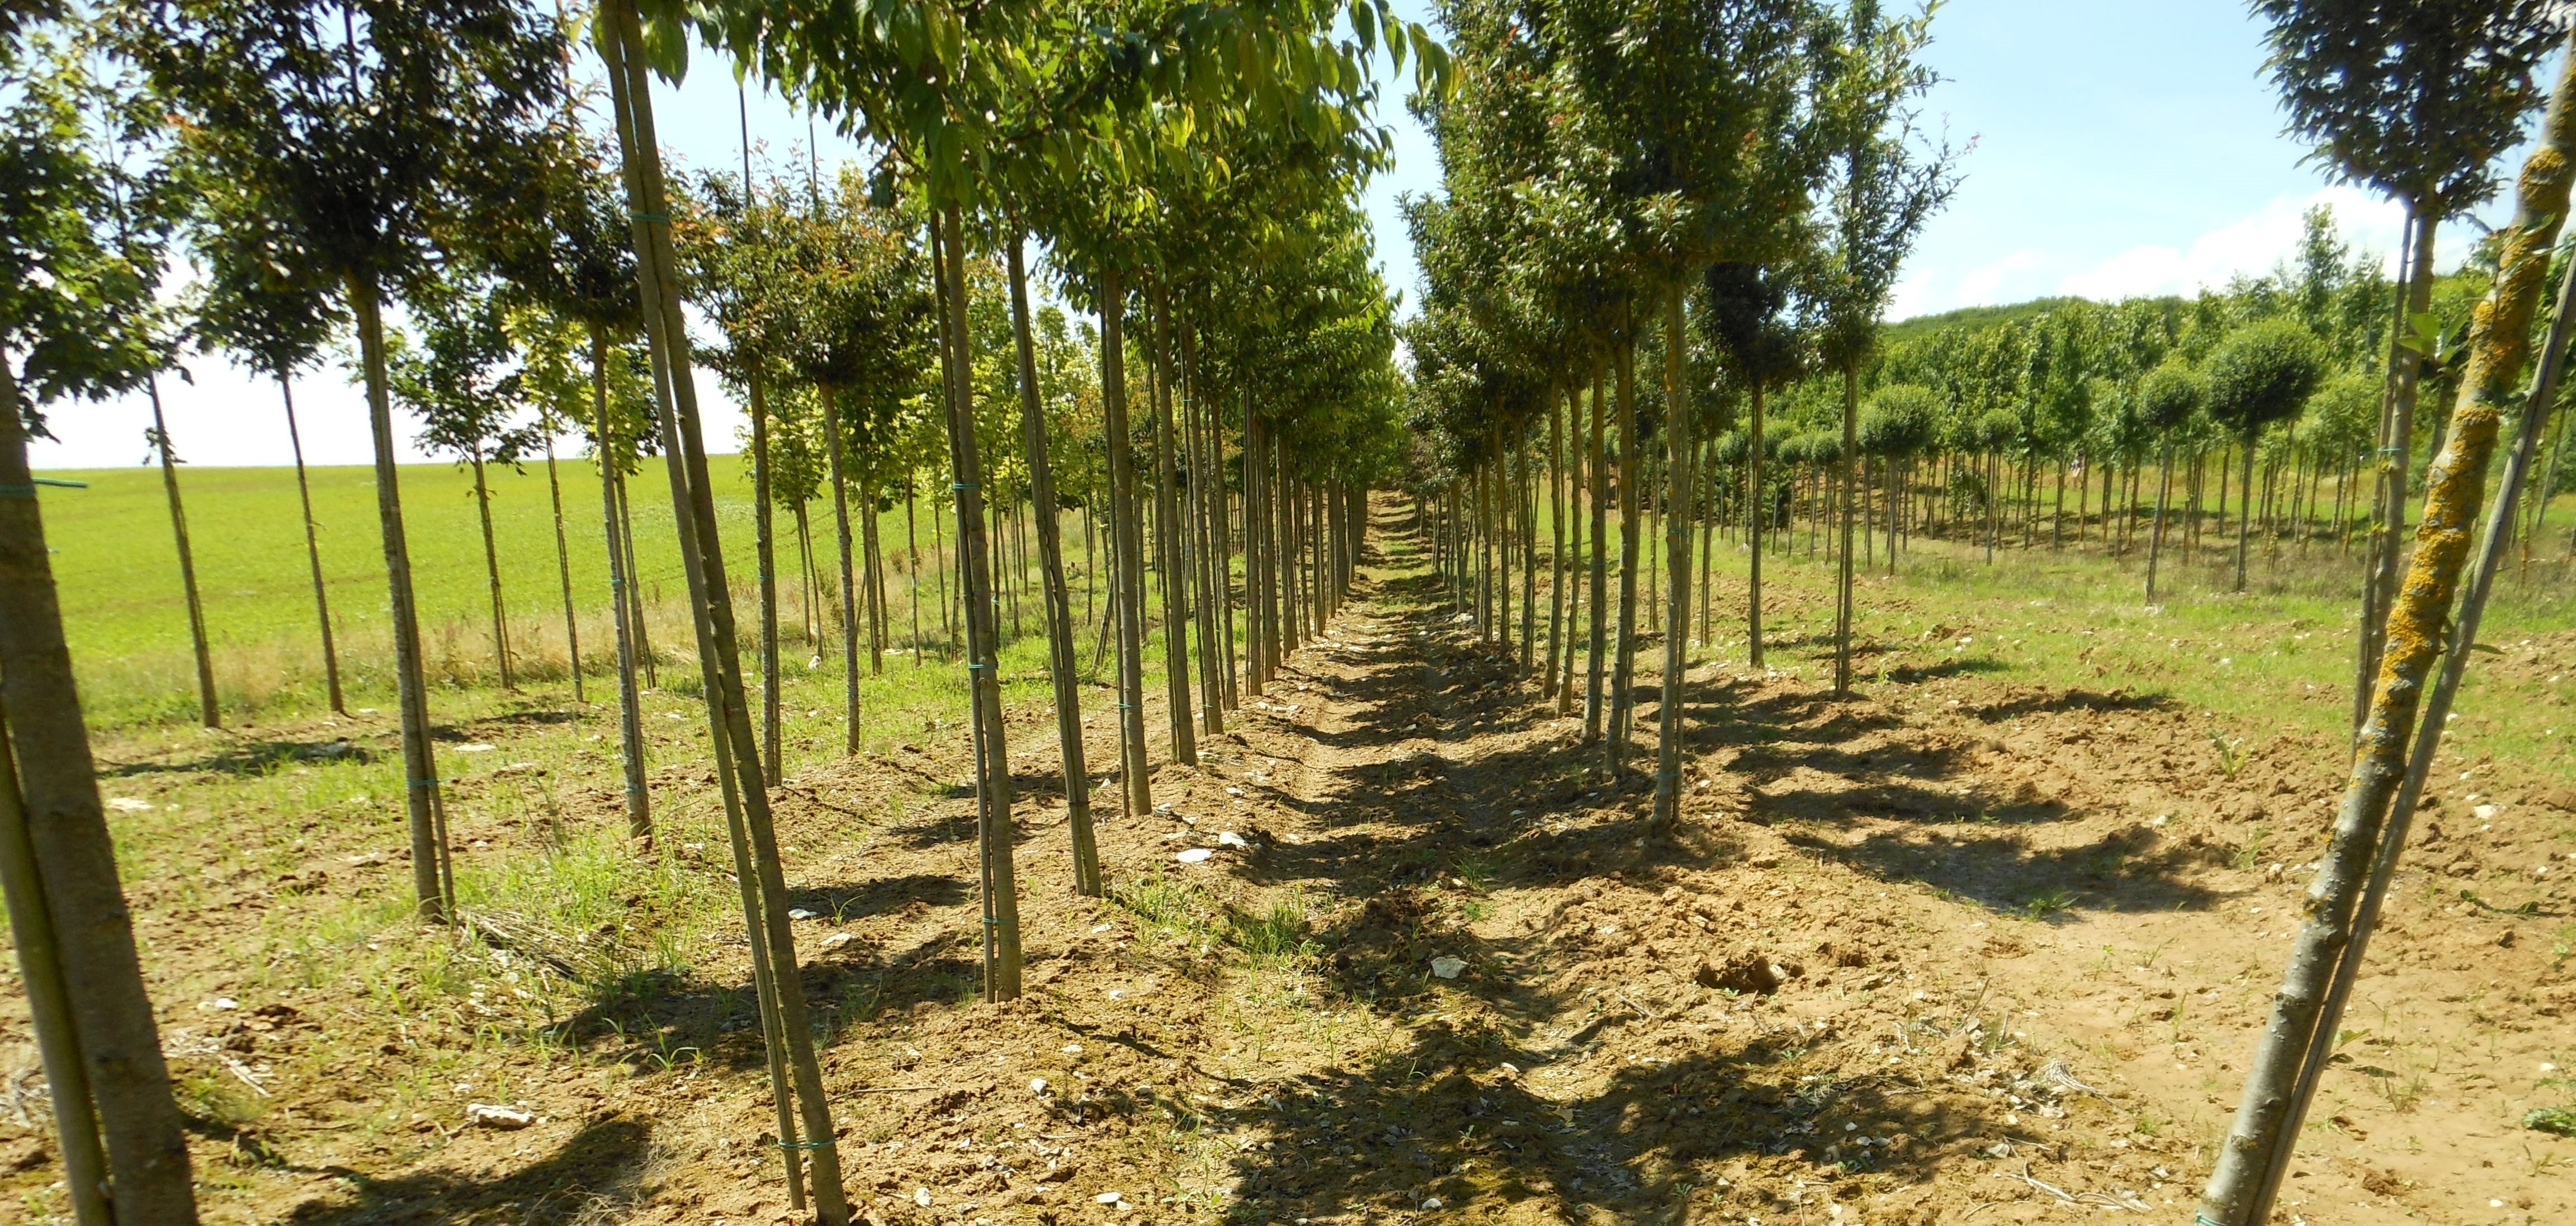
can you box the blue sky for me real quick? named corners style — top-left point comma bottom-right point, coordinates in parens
top-left (31, 1), bottom-right (2530, 469)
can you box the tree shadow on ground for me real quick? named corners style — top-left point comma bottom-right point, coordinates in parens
top-left (1206, 1007), bottom-right (2017, 1224)
top-left (277, 1116), bottom-right (658, 1225)
top-left (100, 737), bottom-right (375, 779)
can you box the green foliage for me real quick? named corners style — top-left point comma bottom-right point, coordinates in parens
top-left (2253, 0), bottom-right (2564, 216)
top-left (2135, 360), bottom-right (2205, 436)
top-left (1858, 384), bottom-right (1936, 457)
top-left (1, 19), bottom-right (178, 422)
top-left (2204, 319), bottom-right (2327, 440)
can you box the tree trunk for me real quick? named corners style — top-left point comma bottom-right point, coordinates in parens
top-left (1746, 381), bottom-right (1767, 667)
top-left (1547, 385), bottom-right (1567, 703)
top-left (1653, 285), bottom-right (1694, 827)
top-left (821, 385), bottom-right (862, 755)
top-left (542, 431), bottom-right (584, 703)
top-left (1006, 235), bottom-right (1100, 897)
top-left (1145, 282), bottom-right (1195, 764)
top-left (600, 11), bottom-right (850, 1216)
top-left (147, 380), bottom-right (219, 725)
top-left (281, 379), bottom-right (346, 714)
top-left (931, 205), bottom-right (1023, 1001)
top-left (2234, 428), bottom-right (2258, 592)
top-left (1097, 265), bottom-right (1154, 818)
top-left (2147, 437), bottom-right (2176, 601)
top-left (1585, 357), bottom-right (1610, 743)
top-left (749, 372), bottom-right (782, 781)
top-left (348, 275), bottom-right (451, 921)
top-left (0, 355), bottom-right (200, 1226)
top-left (1835, 364), bottom-right (1860, 696)
top-left (2355, 204), bottom-right (2438, 740)
top-left (2203, 52), bottom-right (2576, 1223)
top-left (469, 449), bottom-right (513, 690)
top-left (1610, 337), bottom-right (1643, 770)
top-left (589, 327), bottom-right (650, 840)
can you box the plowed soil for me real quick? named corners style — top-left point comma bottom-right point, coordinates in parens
top-left (5, 494), bottom-right (2573, 1226)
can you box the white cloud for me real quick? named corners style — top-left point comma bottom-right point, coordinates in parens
top-left (2058, 185), bottom-right (2407, 301)
top-left (1954, 249), bottom-right (2045, 308)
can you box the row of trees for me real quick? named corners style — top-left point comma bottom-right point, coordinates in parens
top-left (1397, 5), bottom-right (2575, 1226)
top-left (1401, 0), bottom-right (1956, 826)
top-left (1, 0), bottom-right (1435, 1219)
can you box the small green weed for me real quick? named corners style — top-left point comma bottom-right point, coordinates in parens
top-left (2523, 1106), bottom-right (2576, 1137)
top-left (1226, 890), bottom-right (1317, 966)
top-left (2210, 730), bottom-right (2249, 779)
top-left (2014, 889), bottom-right (2077, 920)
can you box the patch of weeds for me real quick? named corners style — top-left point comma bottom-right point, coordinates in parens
top-left (2524, 1106), bottom-right (2576, 1137)
top-left (2013, 889), bottom-right (2077, 921)
top-left (2234, 824), bottom-right (2269, 873)
top-left (1452, 856), bottom-right (1496, 891)
top-left (1227, 890), bottom-right (1318, 966)
top-left (2553, 923), bottom-right (2576, 972)
top-left (1112, 874), bottom-right (1220, 948)
top-left (2133, 1113), bottom-right (2165, 1138)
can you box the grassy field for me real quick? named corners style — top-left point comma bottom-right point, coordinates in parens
top-left (31, 458), bottom-right (1118, 727)
top-left (32, 454), bottom-right (2576, 741)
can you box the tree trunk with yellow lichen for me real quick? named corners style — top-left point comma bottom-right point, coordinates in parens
top-left (2199, 31), bottom-right (2576, 1226)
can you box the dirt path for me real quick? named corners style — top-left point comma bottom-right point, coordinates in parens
top-left (7, 494), bottom-right (2573, 1226)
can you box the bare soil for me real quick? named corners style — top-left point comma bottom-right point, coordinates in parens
top-left (4, 495), bottom-right (2573, 1226)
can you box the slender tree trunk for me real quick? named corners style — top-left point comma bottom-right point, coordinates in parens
top-left (2234, 428), bottom-right (2258, 592)
top-left (749, 373), bottom-right (782, 782)
top-left (1006, 236), bottom-right (1100, 896)
top-left (600, 14), bottom-right (849, 1217)
top-left (1835, 364), bottom-right (1861, 696)
top-left (281, 379), bottom-right (345, 714)
top-left (862, 478), bottom-right (886, 673)
top-left (1610, 337), bottom-right (1643, 771)
top-left (1098, 266), bottom-right (1154, 818)
top-left (146, 381), bottom-right (218, 725)
top-left (542, 431), bottom-right (584, 702)
top-left (820, 386), bottom-right (862, 755)
top-left (0, 355), bottom-right (200, 1226)
top-left (1653, 286), bottom-right (1694, 827)
top-left (348, 275), bottom-right (451, 922)
top-left (1585, 359), bottom-right (1609, 743)
top-left (615, 456), bottom-right (655, 689)
top-left (1145, 282), bottom-right (1195, 764)
top-left (1547, 386), bottom-right (1566, 702)
top-left (589, 328), bottom-right (650, 840)
top-left (907, 487), bottom-right (924, 664)
top-left (469, 449), bottom-right (513, 690)
top-left (932, 206), bottom-right (1022, 1001)
top-left (2204, 55), bottom-right (2576, 1223)
top-left (1746, 381), bottom-right (1768, 667)
top-left (2356, 204), bottom-right (2438, 739)
top-left (2147, 437), bottom-right (2177, 601)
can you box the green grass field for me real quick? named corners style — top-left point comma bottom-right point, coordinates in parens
top-left (30, 455), bottom-right (2576, 748)
top-left (31, 457), bottom-right (1120, 727)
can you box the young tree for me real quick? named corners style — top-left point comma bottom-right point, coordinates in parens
top-left (393, 278), bottom-right (533, 689)
top-left (2204, 32), bottom-right (2576, 1225)
top-left (2135, 359), bottom-right (2205, 599)
top-left (128, 0), bottom-right (567, 921)
top-left (191, 187), bottom-right (349, 713)
top-left (1809, 0), bottom-right (1957, 697)
top-left (0, 17), bottom-right (200, 1222)
top-left (2251, 0), bottom-right (2566, 732)
top-left (2203, 319), bottom-right (2326, 591)
top-left (590, 4), bottom-right (850, 1217)
top-left (485, 120), bottom-right (655, 836)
